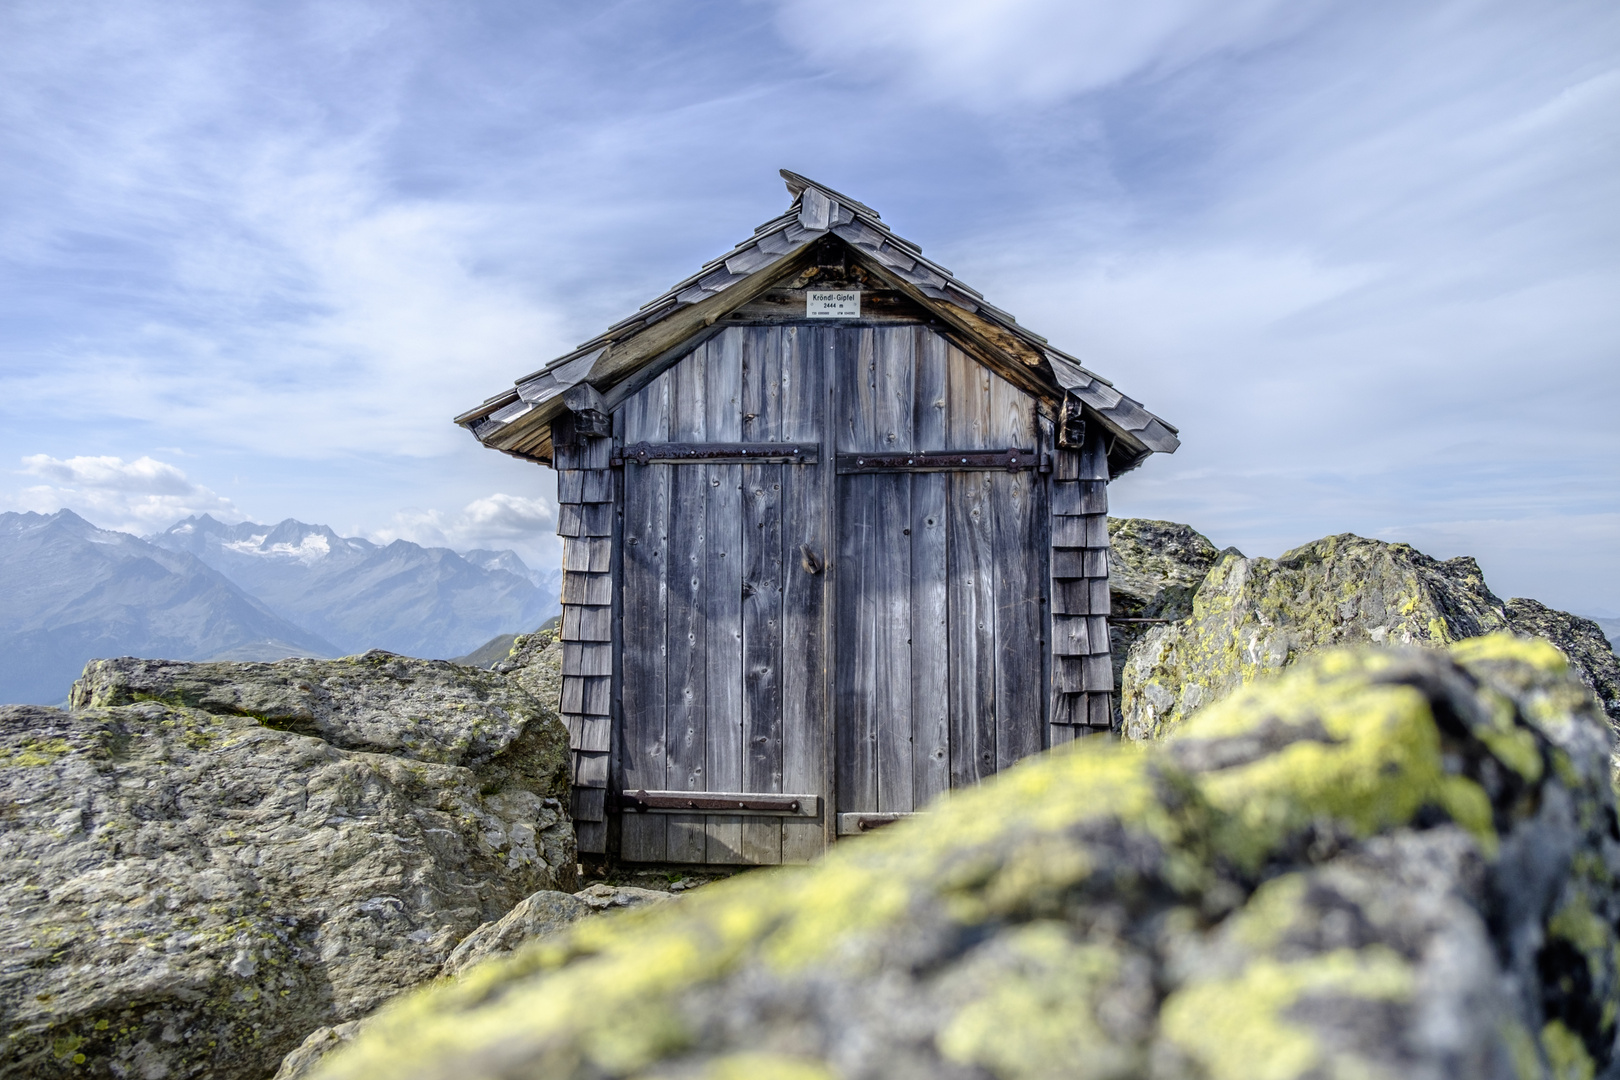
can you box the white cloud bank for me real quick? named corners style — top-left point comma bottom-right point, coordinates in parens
top-left (12, 454), bottom-right (241, 534)
top-left (376, 492), bottom-right (558, 567)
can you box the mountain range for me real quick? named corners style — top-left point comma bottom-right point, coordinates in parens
top-left (0, 510), bottom-right (559, 704)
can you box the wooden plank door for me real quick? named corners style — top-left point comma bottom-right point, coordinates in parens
top-left (833, 326), bottom-right (1047, 830)
top-left (616, 326), bottom-right (829, 864)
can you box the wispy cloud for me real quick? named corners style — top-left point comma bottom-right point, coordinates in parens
top-left (0, 0), bottom-right (1615, 610)
top-left (775, 0), bottom-right (1322, 107)
top-left (12, 454), bottom-right (240, 534)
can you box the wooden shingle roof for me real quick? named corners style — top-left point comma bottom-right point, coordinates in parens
top-left (456, 171), bottom-right (1179, 471)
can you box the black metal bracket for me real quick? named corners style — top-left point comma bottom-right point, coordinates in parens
top-left (612, 442), bottom-right (819, 466)
top-left (613, 789), bottom-right (814, 815)
top-left (836, 448), bottom-right (1037, 474)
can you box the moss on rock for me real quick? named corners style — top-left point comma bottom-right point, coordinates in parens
top-left (310, 636), bottom-right (1620, 1080)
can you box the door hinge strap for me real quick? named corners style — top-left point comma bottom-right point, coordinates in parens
top-left (613, 442), bottom-right (820, 466)
top-left (836, 449), bottom-right (1037, 473)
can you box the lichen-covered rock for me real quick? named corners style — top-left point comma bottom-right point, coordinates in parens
top-left (441, 890), bottom-right (593, 979)
top-left (1504, 598), bottom-right (1620, 726)
top-left (1107, 518), bottom-right (1228, 724)
top-left (310, 636), bottom-right (1620, 1080)
top-left (493, 629), bottom-right (562, 715)
top-left (69, 650), bottom-right (570, 799)
top-left (272, 1020), bottom-right (370, 1080)
top-left (0, 682), bottom-right (575, 1079)
top-left (1118, 533), bottom-right (1619, 741)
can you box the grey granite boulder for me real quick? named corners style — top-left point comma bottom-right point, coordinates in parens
top-left (307, 636), bottom-right (1620, 1080)
top-left (440, 890), bottom-right (593, 979)
top-left (1120, 532), bottom-right (1619, 742)
top-left (0, 647), bottom-right (573, 1080)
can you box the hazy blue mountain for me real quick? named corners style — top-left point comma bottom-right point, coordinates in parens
top-left (0, 511), bottom-right (337, 704)
top-left (1595, 617), bottom-right (1620, 654)
top-left (151, 516), bottom-right (559, 659)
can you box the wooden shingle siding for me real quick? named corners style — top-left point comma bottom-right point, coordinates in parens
top-left (553, 411), bottom-right (616, 854)
top-left (1048, 423), bottom-right (1112, 737)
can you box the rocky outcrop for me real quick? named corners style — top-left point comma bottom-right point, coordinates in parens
top-left (1120, 532), bottom-right (1619, 740)
top-left (1107, 518), bottom-right (1226, 724)
top-left (0, 649), bottom-right (573, 1080)
top-left (1504, 598), bottom-right (1620, 726)
top-left (71, 649), bottom-right (571, 798)
top-left (307, 635), bottom-right (1620, 1080)
top-left (439, 890), bottom-right (593, 979)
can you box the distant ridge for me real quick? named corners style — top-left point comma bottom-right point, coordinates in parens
top-left (150, 515), bottom-right (559, 660)
top-left (0, 510), bottom-right (337, 704)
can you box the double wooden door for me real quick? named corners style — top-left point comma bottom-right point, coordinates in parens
top-left (616, 323), bottom-right (1047, 865)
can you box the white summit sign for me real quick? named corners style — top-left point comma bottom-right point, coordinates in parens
top-left (806, 289), bottom-right (860, 318)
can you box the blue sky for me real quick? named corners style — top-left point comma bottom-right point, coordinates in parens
top-left (3, 0), bottom-right (1617, 613)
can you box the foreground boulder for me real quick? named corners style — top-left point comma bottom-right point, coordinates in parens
top-left (0, 650), bottom-right (573, 1080)
top-left (312, 636), bottom-right (1619, 1080)
top-left (1120, 533), bottom-right (1620, 740)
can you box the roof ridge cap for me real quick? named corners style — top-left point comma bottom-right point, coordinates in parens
top-left (780, 169), bottom-right (881, 220)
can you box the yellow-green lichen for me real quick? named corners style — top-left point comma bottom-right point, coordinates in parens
top-left (1160, 947), bottom-right (1415, 1080)
top-left (1543, 1020), bottom-right (1596, 1080)
top-left (936, 922), bottom-right (1141, 1080)
top-left (0, 737), bottom-right (74, 767)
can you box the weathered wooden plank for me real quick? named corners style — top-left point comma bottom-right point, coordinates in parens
top-left (573, 750), bottom-right (609, 788)
top-left (1084, 654), bottom-right (1113, 691)
top-left (1081, 480), bottom-right (1108, 516)
top-left (1052, 614), bottom-right (1092, 655)
top-left (567, 714), bottom-right (612, 753)
top-left (740, 326), bottom-right (784, 864)
top-left (562, 536), bottom-right (612, 573)
top-left (1051, 693), bottom-right (1088, 725)
top-left (1088, 692), bottom-right (1114, 728)
top-left (835, 472), bottom-right (879, 814)
top-left (1053, 449), bottom-right (1081, 482)
top-left (573, 786), bottom-right (606, 821)
top-left (665, 345), bottom-right (709, 863)
top-left (575, 819), bottom-right (607, 855)
top-left (1079, 428), bottom-right (1111, 481)
top-left (561, 675), bottom-right (611, 716)
top-left (779, 324), bottom-right (827, 863)
top-left (1037, 410), bottom-right (1056, 753)
top-left (562, 641), bottom-right (612, 677)
top-left (562, 604), bottom-right (612, 642)
top-left (1051, 578), bottom-right (1091, 615)
top-left (947, 470), bottom-right (996, 786)
top-left (1089, 615), bottom-right (1110, 652)
top-left (1053, 656), bottom-right (1088, 695)
top-left (1090, 577), bottom-right (1112, 617)
top-left (1051, 549), bottom-right (1088, 579)
top-left (557, 501), bottom-right (615, 538)
top-left (557, 470), bottom-right (585, 504)
top-left (581, 469), bottom-right (615, 503)
top-left (910, 328), bottom-right (950, 808)
top-left (1049, 480), bottom-right (1085, 517)
top-left (946, 340), bottom-right (994, 450)
top-left (1051, 516), bottom-right (1090, 548)
top-left (873, 325), bottom-right (915, 453)
top-left (945, 342), bottom-right (997, 785)
top-left (704, 333), bottom-right (745, 865)
top-left (561, 571), bottom-right (613, 606)
top-left (619, 376), bottom-right (670, 862)
top-left (989, 374), bottom-right (1043, 771)
top-left (580, 434), bottom-right (613, 471)
top-left (1084, 548), bottom-right (1109, 577)
top-left (872, 470), bottom-right (914, 813)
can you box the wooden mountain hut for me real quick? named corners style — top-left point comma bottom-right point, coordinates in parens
top-left (455, 171), bottom-right (1179, 865)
